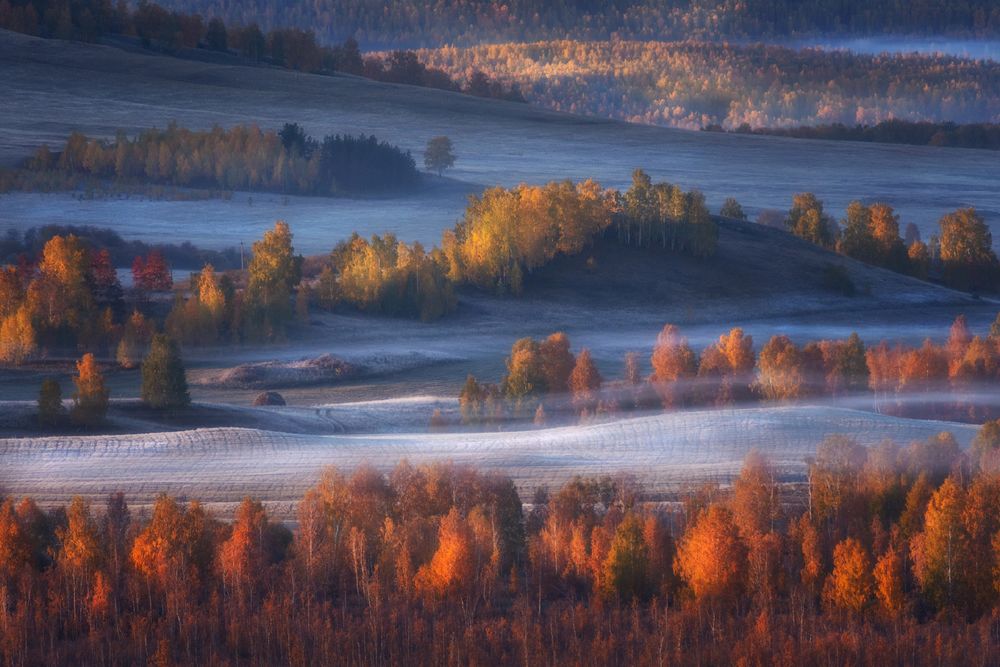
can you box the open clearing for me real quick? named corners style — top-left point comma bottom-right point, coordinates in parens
top-left (0, 404), bottom-right (977, 517)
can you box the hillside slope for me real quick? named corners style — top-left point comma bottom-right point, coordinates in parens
top-left (2, 28), bottom-right (999, 248)
top-left (521, 219), bottom-right (970, 319)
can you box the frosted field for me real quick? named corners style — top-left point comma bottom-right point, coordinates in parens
top-left (2, 30), bottom-right (1000, 253)
top-left (0, 403), bottom-right (978, 517)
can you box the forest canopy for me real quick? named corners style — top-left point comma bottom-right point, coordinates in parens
top-left (3, 445), bottom-right (1000, 664)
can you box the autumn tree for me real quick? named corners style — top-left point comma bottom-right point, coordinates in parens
top-left (415, 507), bottom-right (475, 600)
top-left (869, 203), bottom-right (907, 270)
top-left (873, 545), bottom-right (906, 617)
top-left (219, 497), bottom-right (271, 605)
top-left (244, 221), bottom-right (301, 340)
top-left (786, 193), bottom-right (836, 248)
top-left (502, 337), bottom-right (546, 403)
top-left (132, 250), bottom-right (173, 292)
top-left (650, 324), bottom-right (697, 407)
top-left (141, 334), bottom-right (190, 410)
top-left (823, 537), bottom-right (872, 615)
top-left (57, 496), bottom-right (101, 622)
top-left (911, 476), bottom-right (969, 611)
top-left (0, 499), bottom-right (30, 585)
top-left (938, 207), bottom-right (998, 291)
top-left (731, 450), bottom-right (780, 539)
top-left (70, 353), bottom-right (109, 426)
top-left (756, 334), bottom-right (804, 401)
top-left (675, 505), bottom-right (747, 604)
top-left (569, 348), bottom-right (602, 413)
top-left (539, 332), bottom-right (575, 394)
top-left (0, 304), bottom-right (36, 364)
top-left (424, 136), bottom-right (455, 176)
top-left (699, 327), bottom-right (755, 403)
top-left (28, 234), bottom-right (93, 342)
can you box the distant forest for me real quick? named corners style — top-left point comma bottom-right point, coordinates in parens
top-left (704, 119), bottom-right (1000, 150)
top-left (417, 41), bottom-right (1000, 130)
top-left (148, 1), bottom-right (1000, 47)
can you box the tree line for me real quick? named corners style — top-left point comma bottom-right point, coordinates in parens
top-left (2, 434), bottom-right (1000, 663)
top-left (705, 119), bottom-right (1000, 151)
top-left (0, 0), bottom-right (524, 101)
top-left (459, 315), bottom-right (1000, 426)
top-left (774, 192), bottom-right (998, 292)
top-left (112, 0), bottom-right (1000, 47)
top-left (14, 123), bottom-right (420, 195)
top-left (0, 224), bottom-right (241, 270)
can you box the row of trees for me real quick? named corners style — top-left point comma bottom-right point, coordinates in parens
top-left (781, 192), bottom-right (998, 291)
top-left (706, 119), bottom-right (1000, 151)
top-left (3, 434), bottom-right (1000, 663)
top-left (0, 224), bottom-right (240, 271)
top-left (26, 124), bottom-right (420, 195)
top-left (416, 40), bottom-right (1000, 131)
top-left (460, 314), bottom-right (1000, 425)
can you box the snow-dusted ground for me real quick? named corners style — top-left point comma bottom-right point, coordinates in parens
top-left (0, 404), bottom-right (977, 517)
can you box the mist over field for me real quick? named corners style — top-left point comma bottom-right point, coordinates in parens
top-left (3, 4), bottom-right (1000, 662)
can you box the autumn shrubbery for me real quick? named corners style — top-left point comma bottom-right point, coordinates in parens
top-left (3, 435), bottom-right (1000, 664)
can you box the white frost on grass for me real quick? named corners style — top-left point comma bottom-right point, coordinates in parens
top-left (0, 405), bottom-right (977, 515)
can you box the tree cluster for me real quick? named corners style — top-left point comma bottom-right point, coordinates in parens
top-left (784, 193), bottom-right (997, 292)
top-left (22, 124), bottom-right (419, 196)
top-left (0, 220), bottom-right (306, 366)
top-left (4, 440), bottom-right (1000, 664)
top-left (442, 175), bottom-right (717, 295)
top-left (316, 233), bottom-right (455, 322)
top-left (460, 332), bottom-right (604, 424)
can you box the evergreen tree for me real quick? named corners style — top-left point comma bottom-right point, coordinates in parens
top-left (37, 378), bottom-right (64, 426)
top-left (141, 334), bottom-right (190, 410)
